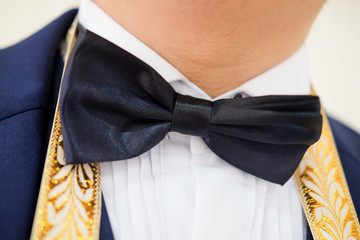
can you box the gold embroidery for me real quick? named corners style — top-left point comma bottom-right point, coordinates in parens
top-left (295, 114), bottom-right (360, 240)
top-left (31, 111), bottom-right (101, 240)
top-left (31, 18), bottom-right (102, 240)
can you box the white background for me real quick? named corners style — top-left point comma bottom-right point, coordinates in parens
top-left (1, 0), bottom-right (359, 133)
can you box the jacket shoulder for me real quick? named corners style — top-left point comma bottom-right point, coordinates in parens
top-left (0, 9), bottom-right (77, 120)
top-left (328, 117), bottom-right (360, 217)
top-left (0, 10), bottom-right (77, 239)
top-left (329, 117), bottom-right (360, 162)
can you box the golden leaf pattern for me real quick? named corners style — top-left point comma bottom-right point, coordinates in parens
top-left (30, 108), bottom-right (101, 240)
top-left (295, 114), bottom-right (360, 240)
top-left (31, 18), bottom-right (102, 240)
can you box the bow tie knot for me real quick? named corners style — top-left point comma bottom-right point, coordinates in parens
top-left (170, 94), bottom-right (212, 137)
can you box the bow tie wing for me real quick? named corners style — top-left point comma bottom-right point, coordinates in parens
top-left (58, 27), bottom-right (323, 186)
top-left (60, 29), bottom-right (175, 164)
top-left (204, 95), bottom-right (322, 185)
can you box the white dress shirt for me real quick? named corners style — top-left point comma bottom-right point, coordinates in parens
top-left (79, 0), bottom-right (310, 239)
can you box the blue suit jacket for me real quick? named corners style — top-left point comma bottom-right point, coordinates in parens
top-left (0, 10), bottom-right (359, 240)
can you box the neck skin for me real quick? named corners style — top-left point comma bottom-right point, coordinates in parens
top-left (93, 0), bottom-right (326, 98)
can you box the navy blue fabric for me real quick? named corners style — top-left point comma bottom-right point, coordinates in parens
top-left (329, 117), bottom-right (360, 217)
top-left (0, 10), bottom-right (77, 239)
top-left (0, 110), bottom-right (47, 238)
top-left (0, 10), bottom-right (358, 240)
top-left (100, 196), bottom-right (115, 239)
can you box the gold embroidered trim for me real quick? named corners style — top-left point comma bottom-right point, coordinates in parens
top-left (30, 110), bottom-right (101, 240)
top-left (295, 113), bottom-right (360, 240)
top-left (31, 18), bottom-right (102, 240)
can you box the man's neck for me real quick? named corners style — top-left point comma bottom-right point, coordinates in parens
top-left (93, 0), bottom-right (325, 98)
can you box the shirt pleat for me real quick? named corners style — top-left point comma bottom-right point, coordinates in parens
top-left (289, 180), bottom-right (307, 240)
top-left (161, 134), bottom-right (196, 240)
top-left (263, 184), bottom-right (281, 239)
top-left (251, 178), bottom-right (268, 240)
top-left (150, 144), bottom-right (168, 240)
top-left (278, 181), bottom-right (292, 239)
top-left (244, 174), bottom-right (255, 240)
top-left (112, 160), bottom-right (135, 240)
top-left (99, 162), bottom-right (120, 239)
top-left (191, 141), bottom-right (246, 240)
top-left (139, 152), bottom-right (159, 240)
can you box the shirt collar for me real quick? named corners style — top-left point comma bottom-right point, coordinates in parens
top-left (79, 0), bottom-right (310, 100)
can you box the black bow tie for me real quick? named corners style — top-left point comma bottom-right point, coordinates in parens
top-left (59, 27), bottom-right (322, 185)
